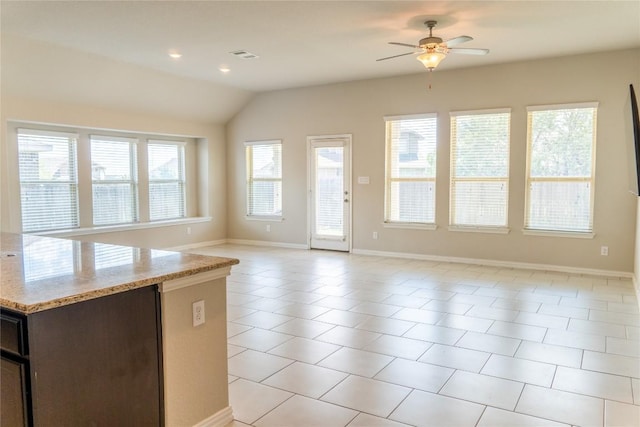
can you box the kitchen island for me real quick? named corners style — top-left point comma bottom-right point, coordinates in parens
top-left (0, 232), bottom-right (238, 427)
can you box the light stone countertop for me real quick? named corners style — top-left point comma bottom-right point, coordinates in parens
top-left (0, 232), bottom-right (239, 314)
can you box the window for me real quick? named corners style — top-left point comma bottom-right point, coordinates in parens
top-left (525, 103), bottom-right (598, 233)
top-left (90, 135), bottom-right (138, 225)
top-left (148, 141), bottom-right (186, 221)
top-left (245, 140), bottom-right (282, 217)
top-left (384, 114), bottom-right (437, 224)
top-left (13, 123), bottom-right (199, 234)
top-left (450, 109), bottom-right (511, 229)
top-left (17, 129), bottom-right (79, 232)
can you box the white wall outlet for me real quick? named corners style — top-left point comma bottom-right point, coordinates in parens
top-left (192, 300), bottom-right (205, 327)
top-left (373, 231), bottom-right (378, 240)
top-left (266, 224), bottom-right (271, 232)
top-left (187, 226), bottom-right (192, 235)
top-left (600, 246), bottom-right (609, 256)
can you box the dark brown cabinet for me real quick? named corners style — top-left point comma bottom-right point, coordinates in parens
top-left (1, 286), bottom-right (163, 426)
top-left (1, 355), bottom-right (30, 426)
top-left (1, 309), bottom-right (31, 427)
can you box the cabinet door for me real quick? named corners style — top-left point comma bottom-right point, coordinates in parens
top-left (28, 286), bottom-right (162, 426)
top-left (1, 356), bottom-right (28, 427)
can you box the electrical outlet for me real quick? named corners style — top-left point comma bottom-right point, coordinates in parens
top-left (600, 246), bottom-right (609, 256)
top-left (192, 300), bottom-right (205, 327)
top-left (187, 226), bottom-right (192, 235)
top-left (266, 224), bottom-right (271, 232)
top-left (373, 231), bottom-right (378, 240)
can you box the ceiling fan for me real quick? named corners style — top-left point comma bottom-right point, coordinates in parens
top-left (377, 20), bottom-right (489, 70)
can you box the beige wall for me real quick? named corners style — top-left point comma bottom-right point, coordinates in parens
top-left (3, 32), bottom-right (638, 273)
top-left (160, 274), bottom-right (230, 426)
top-left (1, 33), bottom-right (252, 124)
top-left (227, 48), bottom-right (640, 274)
top-left (0, 33), bottom-right (244, 249)
top-left (0, 95), bottom-right (228, 249)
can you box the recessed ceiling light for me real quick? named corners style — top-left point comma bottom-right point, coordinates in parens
top-left (168, 51), bottom-right (182, 59)
top-left (219, 65), bottom-right (231, 73)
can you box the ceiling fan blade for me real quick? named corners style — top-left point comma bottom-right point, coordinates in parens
top-left (445, 36), bottom-right (473, 47)
top-left (389, 42), bottom-right (421, 49)
top-left (449, 47), bottom-right (489, 55)
top-left (376, 51), bottom-right (417, 61)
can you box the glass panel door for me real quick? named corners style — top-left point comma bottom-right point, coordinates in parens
top-left (309, 136), bottom-right (351, 251)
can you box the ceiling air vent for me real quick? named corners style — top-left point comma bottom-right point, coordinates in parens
top-left (230, 50), bottom-right (259, 59)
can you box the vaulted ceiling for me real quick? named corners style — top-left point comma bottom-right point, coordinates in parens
top-left (2, 1), bottom-right (639, 123)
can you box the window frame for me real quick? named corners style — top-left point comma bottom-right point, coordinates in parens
top-left (17, 128), bottom-right (80, 232)
top-left (524, 102), bottom-right (598, 236)
top-left (9, 122), bottom-right (204, 236)
top-left (383, 113), bottom-right (438, 228)
top-left (245, 139), bottom-right (283, 220)
top-left (449, 108), bottom-right (511, 232)
top-left (147, 140), bottom-right (187, 222)
top-left (90, 134), bottom-right (139, 226)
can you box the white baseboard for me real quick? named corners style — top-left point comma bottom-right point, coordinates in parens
top-left (165, 238), bottom-right (307, 252)
top-left (165, 239), bottom-right (228, 252)
top-left (226, 238), bottom-right (308, 250)
top-left (634, 274), bottom-right (640, 309)
top-left (167, 239), bottom-right (632, 279)
top-left (193, 406), bottom-right (234, 427)
top-left (351, 248), bottom-right (634, 279)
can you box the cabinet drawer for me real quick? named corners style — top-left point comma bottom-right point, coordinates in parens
top-left (1, 310), bottom-right (28, 356)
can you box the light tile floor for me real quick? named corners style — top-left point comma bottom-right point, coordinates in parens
top-left (191, 244), bottom-right (640, 427)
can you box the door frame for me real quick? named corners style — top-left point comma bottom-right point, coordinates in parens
top-left (306, 134), bottom-right (352, 252)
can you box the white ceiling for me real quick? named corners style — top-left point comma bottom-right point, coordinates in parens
top-left (2, 1), bottom-right (639, 121)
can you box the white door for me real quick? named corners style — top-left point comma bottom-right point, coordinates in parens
top-left (308, 135), bottom-right (351, 252)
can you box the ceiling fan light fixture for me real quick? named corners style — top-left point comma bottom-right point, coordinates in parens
top-left (417, 51), bottom-right (446, 70)
top-left (378, 19), bottom-right (488, 71)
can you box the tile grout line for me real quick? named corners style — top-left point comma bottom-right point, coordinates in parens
top-left (217, 245), bottom-right (638, 426)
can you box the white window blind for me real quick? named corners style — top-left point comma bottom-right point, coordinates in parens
top-left (525, 103), bottom-right (598, 233)
top-left (148, 141), bottom-right (186, 221)
top-left (450, 109), bottom-right (511, 227)
top-left (384, 114), bottom-right (437, 224)
top-left (246, 141), bottom-right (282, 217)
top-left (17, 129), bottom-right (79, 232)
top-left (90, 135), bottom-right (138, 225)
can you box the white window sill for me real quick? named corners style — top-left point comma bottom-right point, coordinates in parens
top-left (383, 222), bottom-right (437, 231)
top-left (448, 225), bottom-right (510, 234)
top-left (522, 229), bottom-right (595, 239)
top-left (33, 217), bottom-right (212, 238)
top-left (245, 216), bottom-right (284, 222)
